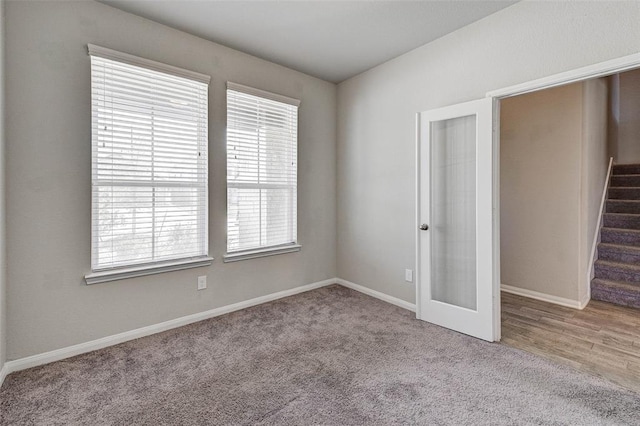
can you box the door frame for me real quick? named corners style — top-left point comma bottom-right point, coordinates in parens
top-left (416, 52), bottom-right (640, 342)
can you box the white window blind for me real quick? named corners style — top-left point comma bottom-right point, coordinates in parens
top-left (90, 46), bottom-right (209, 272)
top-left (226, 83), bottom-right (299, 254)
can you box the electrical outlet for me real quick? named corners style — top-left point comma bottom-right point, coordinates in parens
top-left (197, 275), bottom-right (207, 290)
top-left (405, 269), bottom-right (413, 283)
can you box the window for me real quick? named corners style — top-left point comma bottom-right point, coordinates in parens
top-left (225, 83), bottom-right (300, 261)
top-left (86, 45), bottom-right (211, 283)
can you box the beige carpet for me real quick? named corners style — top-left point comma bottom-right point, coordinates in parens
top-left (1, 284), bottom-right (639, 425)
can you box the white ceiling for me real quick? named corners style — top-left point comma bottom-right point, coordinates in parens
top-left (99, 1), bottom-right (516, 83)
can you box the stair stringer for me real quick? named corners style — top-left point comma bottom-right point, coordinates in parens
top-left (586, 157), bottom-right (614, 306)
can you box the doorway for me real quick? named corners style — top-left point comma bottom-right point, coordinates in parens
top-left (496, 64), bottom-right (640, 392)
top-left (416, 52), bottom-right (640, 347)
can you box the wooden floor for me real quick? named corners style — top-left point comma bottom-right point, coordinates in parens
top-left (501, 292), bottom-right (640, 393)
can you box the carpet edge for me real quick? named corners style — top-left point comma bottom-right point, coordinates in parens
top-left (336, 278), bottom-right (416, 312)
top-left (2, 278), bottom-right (338, 378)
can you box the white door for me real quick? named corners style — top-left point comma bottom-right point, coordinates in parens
top-left (416, 97), bottom-right (498, 342)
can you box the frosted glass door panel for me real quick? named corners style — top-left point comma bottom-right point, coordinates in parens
top-left (430, 115), bottom-right (477, 310)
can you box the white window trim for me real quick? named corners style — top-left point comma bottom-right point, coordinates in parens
top-left (226, 82), bottom-right (300, 106)
top-left (223, 244), bottom-right (301, 263)
top-left (87, 44), bottom-right (211, 84)
top-left (86, 45), bottom-right (211, 283)
top-left (85, 256), bottom-right (214, 285)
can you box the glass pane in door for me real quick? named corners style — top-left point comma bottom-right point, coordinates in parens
top-left (430, 115), bottom-right (477, 310)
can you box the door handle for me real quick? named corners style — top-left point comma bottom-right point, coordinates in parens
top-left (420, 224), bottom-right (429, 231)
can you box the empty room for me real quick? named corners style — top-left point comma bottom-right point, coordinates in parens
top-left (1, 1), bottom-right (640, 424)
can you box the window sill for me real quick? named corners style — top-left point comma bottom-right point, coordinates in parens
top-left (85, 256), bottom-right (214, 285)
top-left (223, 244), bottom-right (301, 263)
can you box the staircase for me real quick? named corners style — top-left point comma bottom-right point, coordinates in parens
top-left (592, 163), bottom-right (640, 308)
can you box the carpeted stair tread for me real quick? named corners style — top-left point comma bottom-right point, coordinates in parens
top-left (598, 243), bottom-right (640, 263)
top-left (611, 175), bottom-right (640, 187)
top-left (598, 243), bottom-right (640, 255)
top-left (612, 164), bottom-right (640, 175)
top-left (603, 213), bottom-right (640, 230)
top-left (599, 242), bottom-right (640, 250)
top-left (601, 226), bottom-right (640, 233)
top-left (600, 227), bottom-right (640, 246)
top-left (599, 242), bottom-right (640, 251)
top-left (604, 212), bottom-right (640, 216)
top-left (606, 199), bottom-right (640, 214)
top-left (591, 277), bottom-right (640, 292)
top-left (591, 278), bottom-right (640, 309)
top-left (595, 259), bottom-right (640, 272)
top-left (594, 259), bottom-right (640, 283)
top-left (608, 187), bottom-right (640, 200)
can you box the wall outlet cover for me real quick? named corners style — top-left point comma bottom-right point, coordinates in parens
top-left (197, 275), bottom-right (207, 290)
top-left (405, 269), bottom-right (413, 283)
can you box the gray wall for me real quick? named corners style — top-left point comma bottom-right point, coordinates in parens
top-left (500, 83), bottom-right (583, 301)
top-left (500, 80), bottom-right (609, 303)
top-left (609, 69), bottom-right (640, 164)
top-left (0, 0), bottom-right (6, 370)
top-left (336, 1), bottom-right (640, 304)
top-left (6, 1), bottom-right (337, 360)
top-left (581, 78), bottom-right (609, 303)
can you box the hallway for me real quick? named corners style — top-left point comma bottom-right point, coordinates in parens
top-left (501, 292), bottom-right (640, 393)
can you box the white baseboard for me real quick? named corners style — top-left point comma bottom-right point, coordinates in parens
top-left (579, 292), bottom-right (591, 310)
top-left (0, 363), bottom-right (8, 388)
top-left (501, 284), bottom-right (586, 309)
top-left (3, 278), bottom-right (337, 377)
top-left (336, 278), bottom-right (416, 312)
top-left (3, 277), bottom-right (416, 380)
